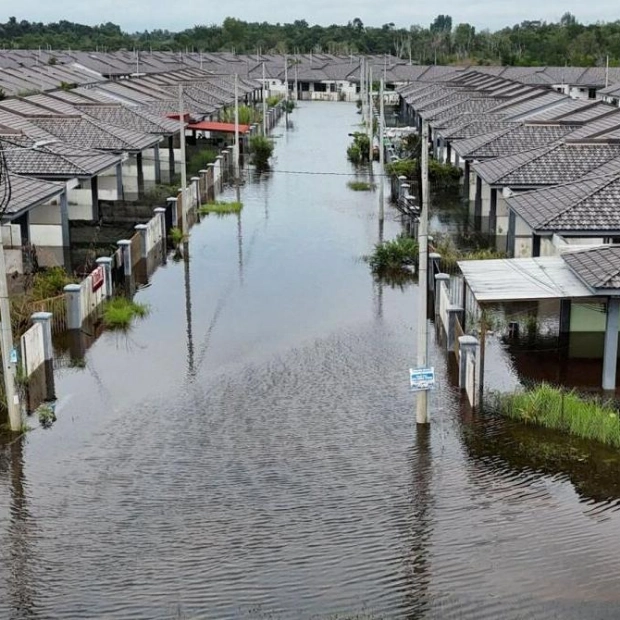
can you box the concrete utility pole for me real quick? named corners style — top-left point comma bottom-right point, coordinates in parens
top-left (368, 67), bottom-right (374, 162)
top-left (379, 78), bottom-right (385, 223)
top-left (417, 120), bottom-right (430, 424)
top-left (178, 84), bottom-right (188, 235)
top-left (360, 57), bottom-right (365, 123)
top-left (234, 73), bottom-right (240, 181)
top-left (284, 55), bottom-right (289, 126)
top-left (262, 63), bottom-right (268, 136)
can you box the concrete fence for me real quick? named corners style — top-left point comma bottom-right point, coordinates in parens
top-left (20, 311), bottom-right (55, 411)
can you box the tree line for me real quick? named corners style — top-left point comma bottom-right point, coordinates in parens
top-left (1, 13), bottom-right (619, 67)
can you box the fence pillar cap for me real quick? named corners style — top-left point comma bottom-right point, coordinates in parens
top-left (96, 256), bottom-right (112, 265)
top-left (190, 176), bottom-right (200, 182)
top-left (215, 155), bottom-right (224, 161)
top-left (448, 304), bottom-right (464, 312)
top-left (207, 162), bottom-right (216, 167)
top-left (435, 273), bottom-right (450, 281)
top-left (459, 335), bottom-right (478, 346)
top-left (429, 252), bottom-right (441, 260)
top-left (398, 175), bottom-right (407, 181)
top-left (64, 283), bottom-right (81, 292)
top-left (117, 239), bottom-right (131, 247)
top-left (198, 169), bottom-right (208, 174)
top-left (134, 224), bottom-right (148, 230)
top-left (31, 311), bottom-right (53, 321)
top-left (154, 207), bottom-right (166, 214)
top-left (166, 197), bottom-right (178, 203)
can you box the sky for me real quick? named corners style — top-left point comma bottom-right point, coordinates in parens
top-left (2, 0), bottom-right (620, 33)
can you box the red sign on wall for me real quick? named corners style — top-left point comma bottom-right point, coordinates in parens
top-left (91, 265), bottom-right (105, 292)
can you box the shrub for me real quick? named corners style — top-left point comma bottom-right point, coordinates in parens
top-left (31, 267), bottom-right (76, 300)
top-left (347, 132), bottom-right (371, 163)
top-left (102, 297), bottom-right (150, 330)
top-left (367, 234), bottom-right (419, 272)
top-left (283, 99), bottom-right (295, 113)
top-left (250, 135), bottom-right (274, 168)
top-left (143, 183), bottom-right (180, 206)
top-left (266, 94), bottom-right (283, 107)
top-left (187, 148), bottom-right (218, 176)
top-left (169, 227), bottom-right (186, 247)
top-left (220, 105), bottom-right (262, 125)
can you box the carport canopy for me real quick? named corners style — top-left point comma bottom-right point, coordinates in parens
top-left (186, 121), bottom-right (251, 134)
top-left (458, 257), bottom-right (593, 303)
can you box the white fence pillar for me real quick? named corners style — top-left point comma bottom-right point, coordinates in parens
top-left (117, 239), bottom-right (132, 277)
top-left (134, 224), bottom-right (148, 259)
top-left (64, 283), bottom-right (82, 330)
top-left (96, 256), bottom-right (113, 298)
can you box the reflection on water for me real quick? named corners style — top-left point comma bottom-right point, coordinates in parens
top-left (1, 102), bottom-right (620, 619)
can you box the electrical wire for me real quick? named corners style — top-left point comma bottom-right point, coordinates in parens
top-left (0, 143), bottom-right (11, 217)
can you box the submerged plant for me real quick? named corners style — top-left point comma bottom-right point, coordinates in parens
top-left (493, 383), bottom-right (620, 448)
top-left (103, 297), bottom-right (150, 330)
top-left (199, 201), bottom-right (244, 215)
top-left (250, 135), bottom-right (275, 168)
top-left (37, 404), bottom-right (56, 429)
top-left (169, 227), bottom-right (186, 247)
top-left (347, 180), bottom-right (375, 191)
top-left (366, 234), bottom-right (419, 272)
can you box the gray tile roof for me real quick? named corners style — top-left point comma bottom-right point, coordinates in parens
top-left (563, 245), bottom-right (620, 290)
top-left (1, 134), bottom-right (121, 178)
top-left (464, 124), bottom-right (576, 159)
top-left (507, 173), bottom-right (620, 232)
top-left (474, 143), bottom-right (620, 186)
top-left (29, 115), bottom-right (158, 152)
top-left (4, 173), bottom-right (64, 218)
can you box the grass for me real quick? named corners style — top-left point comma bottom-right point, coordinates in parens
top-left (347, 180), bottom-right (376, 191)
top-left (199, 201), bottom-right (244, 215)
top-left (431, 234), bottom-right (506, 271)
top-left (187, 148), bottom-right (218, 176)
top-left (169, 226), bottom-right (186, 246)
top-left (37, 404), bottom-right (56, 429)
top-left (493, 383), bottom-right (620, 448)
top-left (250, 135), bottom-right (274, 168)
top-left (102, 297), bottom-right (150, 330)
top-left (366, 234), bottom-right (419, 272)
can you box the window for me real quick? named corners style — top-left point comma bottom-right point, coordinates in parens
top-left (314, 82), bottom-right (327, 92)
top-left (588, 88), bottom-right (597, 99)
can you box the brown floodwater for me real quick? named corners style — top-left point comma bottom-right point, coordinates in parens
top-left (1, 102), bottom-right (620, 619)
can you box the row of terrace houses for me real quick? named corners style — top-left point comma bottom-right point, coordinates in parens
top-left (0, 64), bottom-right (261, 275)
top-left (3, 51), bottom-right (620, 104)
top-left (397, 69), bottom-right (620, 390)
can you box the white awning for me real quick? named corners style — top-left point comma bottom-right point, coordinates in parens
top-left (458, 257), bottom-right (593, 302)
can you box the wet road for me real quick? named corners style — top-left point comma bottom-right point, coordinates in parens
top-left (2, 102), bottom-right (620, 619)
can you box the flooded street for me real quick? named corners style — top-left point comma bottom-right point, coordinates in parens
top-left (2, 102), bottom-right (620, 619)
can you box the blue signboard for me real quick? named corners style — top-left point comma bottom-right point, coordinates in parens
top-left (410, 367), bottom-right (435, 392)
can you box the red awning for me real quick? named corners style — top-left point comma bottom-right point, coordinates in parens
top-left (186, 121), bottom-right (251, 134)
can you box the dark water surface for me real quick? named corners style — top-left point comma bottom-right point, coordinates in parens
top-left (2, 102), bottom-right (620, 619)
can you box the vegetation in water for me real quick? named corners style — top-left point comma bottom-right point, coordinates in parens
top-left (199, 201), bottom-right (243, 215)
top-left (283, 99), bottom-right (295, 113)
top-left (430, 234), bottom-right (506, 271)
top-left (37, 404), bottom-right (57, 428)
top-left (347, 180), bottom-right (375, 191)
top-left (366, 234), bottom-right (419, 273)
top-left (142, 183), bottom-right (180, 206)
top-left (250, 135), bottom-right (274, 169)
top-left (266, 94), bottom-right (283, 107)
top-left (102, 297), bottom-right (150, 330)
top-left (386, 157), bottom-right (462, 187)
top-left (491, 383), bottom-right (620, 448)
top-left (220, 105), bottom-right (262, 125)
top-left (347, 132), bottom-right (371, 164)
top-left (187, 148), bottom-right (218, 176)
top-left (169, 226), bottom-right (186, 247)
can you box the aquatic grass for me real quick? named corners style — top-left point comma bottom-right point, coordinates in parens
top-left (37, 404), bottom-right (56, 429)
top-left (103, 297), bottom-right (150, 330)
top-left (366, 234), bottom-right (419, 272)
top-left (250, 135), bottom-right (274, 168)
top-left (494, 383), bottom-right (620, 448)
top-left (199, 201), bottom-right (244, 215)
top-left (169, 226), bottom-right (186, 246)
top-left (347, 180), bottom-right (376, 191)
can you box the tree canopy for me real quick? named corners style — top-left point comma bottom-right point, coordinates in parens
top-left (1, 14), bottom-right (620, 66)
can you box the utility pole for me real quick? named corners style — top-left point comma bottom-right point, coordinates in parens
top-left (368, 66), bottom-right (374, 162)
top-left (0, 150), bottom-right (19, 431)
top-left (606, 55), bottom-right (610, 88)
top-left (360, 57), bottom-right (365, 124)
top-left (234, 73), bottom-right (240, 182)
top-left (417, 120), bottom-right (430, 424)
top-left (379, 78), bottom-right (385, 224)
top-left (284, 54), bottom-right (289, 127)
top-left (294, 59), bottom-right (299, 102)
top-left (178, 84), bottom-right (188, 236)
top-left (262, 63), bottom-right (268, 136)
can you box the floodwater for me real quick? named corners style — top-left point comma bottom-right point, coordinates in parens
top-left (2, 102), bottom-right (620, 619)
